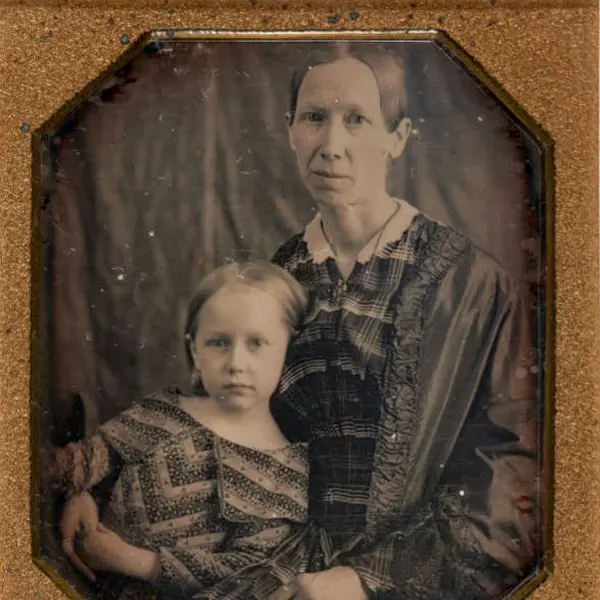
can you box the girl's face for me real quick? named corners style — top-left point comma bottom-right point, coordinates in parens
top-left (288, 57), bottom-right (410, 209)
top-left (191, 283), bottom-right (291, 413)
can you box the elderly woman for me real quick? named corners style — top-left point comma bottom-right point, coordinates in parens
top-left (259, 42), bottom-right (538, 600)
top-left (60, 42), bottom-right (539, 600)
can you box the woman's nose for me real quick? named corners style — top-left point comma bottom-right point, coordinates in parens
top-left (319, 119), bottom-right (346, 161)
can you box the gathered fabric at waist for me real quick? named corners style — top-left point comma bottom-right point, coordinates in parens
top-left (307, 423), bottom-right (379, 551)
top-left (277, 361), bottom-right (384, 551)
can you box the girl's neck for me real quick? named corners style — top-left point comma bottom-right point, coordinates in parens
top-left (180, 395), bottom-right (289, 450)
top-left (319, 193), bottom-right (399, 259)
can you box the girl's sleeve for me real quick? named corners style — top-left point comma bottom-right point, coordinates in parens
top-left (152, 523), bottom-right (299, 600)
top-left (50, 432), bottom-right (124, 495)
top-left (154, 546), bottom-right (262, 598)
top-left (50, 396), bottom-right (170, 495)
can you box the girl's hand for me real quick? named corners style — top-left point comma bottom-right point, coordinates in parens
top-left (59, 492), bottom-right (99, 581)
top-left (76, 524), bottom-right (160, 582)
top-left (75, 524), bottom-right (129, 574)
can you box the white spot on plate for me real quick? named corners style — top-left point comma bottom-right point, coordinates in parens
top-left (516, 366), bottom-right (528, 379)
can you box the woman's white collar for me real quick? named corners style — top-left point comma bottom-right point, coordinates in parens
top-left (303, 198), bottom-right (419, 264)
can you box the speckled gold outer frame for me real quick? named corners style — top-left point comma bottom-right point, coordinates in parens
top-left (0, 2), bottom-right (597, 599)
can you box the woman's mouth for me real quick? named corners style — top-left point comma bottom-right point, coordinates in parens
top-left (310, 171), bottom-right (352, 191)
top-left (312, 170), bottom-right (349, 180)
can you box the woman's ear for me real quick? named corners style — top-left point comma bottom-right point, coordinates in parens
top-left (286, 110), bottom-right (298, 152)
top-left (389, 117), bottom-right (412, 159)
top-left (288, 124), bottom-right (296, 153)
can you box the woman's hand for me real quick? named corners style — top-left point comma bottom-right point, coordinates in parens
top-left (294, 567), bottom-right (367, 600)
top-left (76, 523), bottom-right (160, 582)
top-left (59, 492), bottom-right (99, 581)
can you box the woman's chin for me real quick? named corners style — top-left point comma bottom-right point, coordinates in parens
top-left (311, 189), bottom-right (356, 210)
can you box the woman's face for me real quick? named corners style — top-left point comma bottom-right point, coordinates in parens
top-left (288, 57), bottom-right (410, 209)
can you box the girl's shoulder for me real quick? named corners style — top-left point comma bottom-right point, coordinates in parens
top-left (97, 387), bottom-right (202, 462)
top-left (114, 387), bottom-right (196, 428)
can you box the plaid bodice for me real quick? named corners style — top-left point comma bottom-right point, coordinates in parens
top-left (273, 207), bottom-right (424, 550)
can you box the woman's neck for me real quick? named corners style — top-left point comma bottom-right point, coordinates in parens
top-left (319, 193), bottom-right (399, 259)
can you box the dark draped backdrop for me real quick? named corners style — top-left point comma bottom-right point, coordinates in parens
top-left (37, 38), bottom-right (546, 578)
top-left (39, 36), bottom-right (547, 439)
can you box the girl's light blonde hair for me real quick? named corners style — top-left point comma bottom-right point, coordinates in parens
top-left (184, 259), bottom-right (308, 370)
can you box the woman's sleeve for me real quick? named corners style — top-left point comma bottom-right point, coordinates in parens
top-left (50, 432), bottom-right (124, 495)
top-left (341, 285), bottom-right (540, 599)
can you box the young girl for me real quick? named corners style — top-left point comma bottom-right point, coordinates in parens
top-left (50, 260), bottom-right (310, 600)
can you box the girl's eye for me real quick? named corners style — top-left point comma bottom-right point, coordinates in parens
top-left (206, 338), bottom-right (229, 348)
top-left (247, 337), bottom-right (267, 349)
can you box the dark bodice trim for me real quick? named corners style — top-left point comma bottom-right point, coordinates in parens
top-left (365, 215), bottom-right (470, 539)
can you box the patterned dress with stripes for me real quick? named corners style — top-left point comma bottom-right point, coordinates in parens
top-left (50, 389), bottom-right (309, 600)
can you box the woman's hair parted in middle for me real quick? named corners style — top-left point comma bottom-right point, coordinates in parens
top-left (183, 260), bottom-right (308, 369)
top-left (287, 41), bottom-right (408, 132)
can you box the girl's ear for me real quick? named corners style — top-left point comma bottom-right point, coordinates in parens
top-left (186, 333), bottom-right (198, 369)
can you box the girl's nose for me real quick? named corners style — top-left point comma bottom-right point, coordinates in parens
top-left (226, 342), bottom-right (248, 373)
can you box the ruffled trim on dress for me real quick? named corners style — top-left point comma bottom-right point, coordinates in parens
top-left (365, 214), bottom-right (470, 539)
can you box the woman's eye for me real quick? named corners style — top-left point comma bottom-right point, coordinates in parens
top-left (300, 110), bottom-right (325, 124)
top-left (347, 113), bottom-right (368, 126)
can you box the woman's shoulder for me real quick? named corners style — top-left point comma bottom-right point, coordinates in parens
top-left (409, 213), bottom-right (524, 307)
top-left (411, 212), bottom-right (512, 276)
top-left (271, 231), bottom-right (308, 268)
